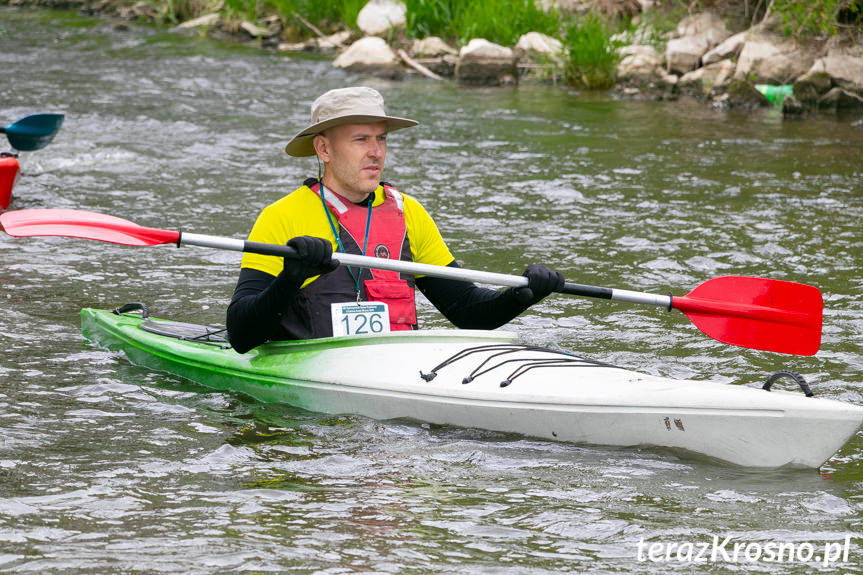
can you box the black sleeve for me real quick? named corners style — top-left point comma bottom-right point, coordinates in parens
top-left (226, 268), bottom-right (297, 354)
top-left (415, 261), bottom-right (531, 330)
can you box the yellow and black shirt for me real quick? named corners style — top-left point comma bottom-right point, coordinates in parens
top-left (226, 180), bottom-right (535, 352)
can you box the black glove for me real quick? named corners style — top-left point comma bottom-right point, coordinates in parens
top-left (275, 236), bottom-right (340, 291)
top-left (513, 264), bottom-right (564, 305)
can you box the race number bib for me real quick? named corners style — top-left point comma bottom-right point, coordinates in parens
top-left (331, 302), bottom-right (390, 337)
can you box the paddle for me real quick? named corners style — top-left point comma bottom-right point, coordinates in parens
top-left (1, 113), bottom-right (65, 152)
top-left (0, 208), bottom-right (823, 356)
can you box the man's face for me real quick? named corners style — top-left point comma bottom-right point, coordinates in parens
top-left (317, 121), bottom-right (388, 201)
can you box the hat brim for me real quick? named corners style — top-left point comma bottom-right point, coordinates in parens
top-left (285, 114), bottom-right (418, 157)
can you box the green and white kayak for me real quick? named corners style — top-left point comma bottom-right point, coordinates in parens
top-left (80, 306), bottom-right (863, 469)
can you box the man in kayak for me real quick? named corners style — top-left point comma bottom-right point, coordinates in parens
top-left (227, 86), bottom-right (563, 353)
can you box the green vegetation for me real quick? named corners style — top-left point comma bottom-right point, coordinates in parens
top-left (145, 0), bottom-right (222, 24)
top-left (403, 0), bottom-right (621, 88)
top-left (220, 0), bottom-right (365, 34)
top-left (144, 0), bottom-right (861, 43)
top-left (772, 0), bottom-right (861, 37)
top-left (217, 0), bottom-right (559, 45)
top-left (620, 0), bottom-right (861, 41)
top-left (561, 14), bottom-right (621, 90)
top-left (403, 0), bottom-right (558, 46)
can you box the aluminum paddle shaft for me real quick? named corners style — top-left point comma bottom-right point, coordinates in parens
top-left (0, 208), bottom-right (822, 355)
top-left (183, 232), bottom-right (673, 306)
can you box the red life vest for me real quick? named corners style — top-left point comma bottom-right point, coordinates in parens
top-left (277, 182), bottom-right (417, 340)
top-left (320, 183), bottom-right (417, 331)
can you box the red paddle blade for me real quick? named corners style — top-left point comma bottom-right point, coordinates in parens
top-left (673, 276), bottom-right (822, 356)
top-left (0, 209), bottom-right (179, 246)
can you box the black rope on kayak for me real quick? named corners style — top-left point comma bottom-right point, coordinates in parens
top-left (420, 344), bottom-right (528, 381)
top-left (420, 343), bottom-right (622, 387)
top-left (499, 359), bottom-right (615, 388)
top-left (461, 355), bottom-right (549, 383)
top-left (461, 347), bottom-right (602, 384)
top-left (763, 370), bottom-right (814, 397)
top-left (185, 327), bottom-right (229, 343)
top-left (460, 347), bottom-right (570, 384)
top-left (112, 302), bottom-right (149, 318)
top-left (140, 319), bottom-right (229, 346)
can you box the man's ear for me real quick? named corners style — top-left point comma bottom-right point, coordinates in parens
top-left (313, 134), bottom-right (330, 162)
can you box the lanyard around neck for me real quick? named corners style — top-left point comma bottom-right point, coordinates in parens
top-left (318, 181), bottom-right (373, 297)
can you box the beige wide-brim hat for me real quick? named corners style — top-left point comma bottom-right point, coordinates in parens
top-left (285, 87), bottom-right (418, 157)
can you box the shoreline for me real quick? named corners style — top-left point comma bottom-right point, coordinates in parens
top-left (5, 0), bottom-right (863, 121)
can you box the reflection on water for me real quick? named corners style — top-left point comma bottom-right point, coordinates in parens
top-left (1, 7), bottom-right (862, 573)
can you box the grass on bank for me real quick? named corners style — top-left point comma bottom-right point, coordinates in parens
top-left (217, 0), bottom-right (619, 88)
top-left (403, 0), bottom-right (559, 47)
top-left (220, 0), bottom-right (366, 32)
top-left (562, 14), bottom-right (621, 89)
top-left (219, 0), bottom-right (561, 46)
top-left (772, 0), bottom-right (862, 37)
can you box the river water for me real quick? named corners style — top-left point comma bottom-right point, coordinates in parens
top-left (2, 7), bottom-right (863, 573)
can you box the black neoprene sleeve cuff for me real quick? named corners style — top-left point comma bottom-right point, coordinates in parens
top-left (415, 261), bottom-right (529, 330)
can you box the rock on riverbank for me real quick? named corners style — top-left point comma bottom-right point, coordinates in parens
top-left (618, 10), bottom-right (863, 114)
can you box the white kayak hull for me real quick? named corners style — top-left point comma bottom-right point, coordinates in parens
top-left (81, 308), bottom-right (863, 469)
